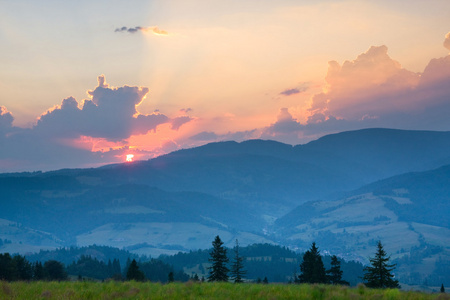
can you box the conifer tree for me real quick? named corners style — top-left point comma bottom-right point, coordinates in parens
top-left (230, 239), bottom-right (246, 283)
top-left (126, 259), bottom-right (145, 281)
top-left (207, 235), bottom-right (229, 282)
top-left (33, 261), bottom-right (45, 280)
top-left (168, 271), bottom-right (174, 283)
top-left (363, 241), bottom-right (399, 289)
top-left (44, 260), bottom-right (67, 281)
top-left (298, 242), bottom-right (328, 284)
top-left (327, 255), bottom-right (349, 285)
top-left (441, 284), bottom-right (445, 293)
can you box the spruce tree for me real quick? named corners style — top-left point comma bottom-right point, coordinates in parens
top-left (44, 260), bottom-right (67, 281)
top-left (230, 239), bottom-right (246, 283)
top-left (207, 235), bottom-right (229, 282)
top-left (327, 255), bottom-right (349, 285)
top-left (33, 261), bottom-right (45, 280)
top-left (441, 284), bottom-right (445, 293)
top-left (363, 241), bottom-right (399, 289)
top-left (126, 259), bottom-right (145, 281)
top-left (298, 242), bottom-right (328, 284)
top-left (168, 271), bottom-right (174, 283)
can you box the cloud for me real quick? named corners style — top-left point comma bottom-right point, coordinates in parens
top-left (306, 45), bottom-right (450, 126)
top-left (280, 88), bottom-right (301, 96)
top-left (280, 84), bottom-right (308, 96)
top-left (0, 76), bottom-right (193, 172)
top-left (189, 131), bottom-right (218, 141)
top-left (115, 26), bottom-right (168, 36)
top-left (308, 45), bottom-right (422, 121)
top-left (0, 106), bottom-right (14, 132)
top-left (171, 116), bottom-right (193, 130)
top-left (188, 130), bottom-right (258, 143)
top-left (35, 75), bottom-right (170, 141)
top-left (444, 32), bottom-right (450, 51)
top-left (180, 108), bottom-right (192, 113)
top-left (266, 108), bottom-right (302, 134)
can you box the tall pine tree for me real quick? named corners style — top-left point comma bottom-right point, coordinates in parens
top-left (207, 235), bottom-right (229, 282)
top-left (363, 241), bottom-right (399, 289)
top-left (298, 242), bottom-right (328, 284)
top-left (230, 239), bottom-right (246, 283)
top-left (126, 259), bottom-right (145, 281)
top-left (327, 255), bottom-right (349, 285)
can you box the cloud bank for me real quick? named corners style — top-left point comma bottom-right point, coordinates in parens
top-left (191, 38), bottom-right (450, 145)
top-left (2, 32), bottom-right (450, 172)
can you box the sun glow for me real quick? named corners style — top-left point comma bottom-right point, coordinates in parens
top-left (126, 154), bottom-right (134, 162)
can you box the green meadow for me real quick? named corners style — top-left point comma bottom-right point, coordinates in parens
top-left (1, 281), bottom-right (447, 300)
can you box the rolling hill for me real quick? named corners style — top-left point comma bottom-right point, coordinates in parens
top-left (274, 164), bottom-right (450, 285)
top-left (1, 128), bottom-right (449, 285)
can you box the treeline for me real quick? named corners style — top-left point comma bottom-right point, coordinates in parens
top-left (1, 242), bottom-right (377, 285)
top-left (1, 251), bottom-right (189, 283)
top-left (160, 242), bottom-right (364, 285)
top-left (0, 253), bottom-right (66, 281)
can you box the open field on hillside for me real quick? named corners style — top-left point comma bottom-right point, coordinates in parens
top-left (0, 281), bottom-right (447, 300)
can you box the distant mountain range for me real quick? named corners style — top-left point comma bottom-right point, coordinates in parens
top-left (1, 128), bottom-right (449, 286)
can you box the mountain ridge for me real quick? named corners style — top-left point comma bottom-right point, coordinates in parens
top-left (1, 128), bottom-right (450, 285)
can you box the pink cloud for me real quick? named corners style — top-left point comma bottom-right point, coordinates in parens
top-left (310, 45), bottom-right (421, 120)
top-left (307, 44), bottom-right (450, 126)
top-left (0, 76), bottom-right (194, 172)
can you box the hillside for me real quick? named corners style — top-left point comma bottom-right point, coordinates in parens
top-left (274, 164), bottom-right (450, 286)
top-left (1, 128), bottom-right (450, 285)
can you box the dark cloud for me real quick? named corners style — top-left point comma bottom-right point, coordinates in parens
top-left (115, 26), bottom-right (168, 35)
top-left (280, 83), bottom-right (308, 96)
top-left (189, 131), bottom-right (219, 141)
top-left (35, 75), bottom-right (169, 141)
top-left (188, 130), bottom-right (257, 143)
top-left (280, 88), bottom-right (301, 96)
top-left (0, 76), bottom-right (192, 172)
top-left (0, 106), bottom-right (14, 132)
top-left (180, 108), bottom-right (192, 113)
top-left (171, 116), bottom-right (193, 130)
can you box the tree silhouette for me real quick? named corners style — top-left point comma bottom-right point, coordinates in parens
top-left (230, 239), bottom-right (246, 283)
top-left (33, 261), bottom-right (46, 280)
top-left (441, 284), bottom-right (445, 293)
top-left (44, 260), bottom-right (67, 281)
top-left (327, 255), bottom-right (349, 285)
top-left (207, 235), bottom-right (229, 282)
top-left (298, 242), bottom-right (328, 284)
top-left (168, 271), bottom-right (174, 283)
top-left (363, 241), bottom-right (399, 289)
top-left (126, 259), bottom-right (145, 281)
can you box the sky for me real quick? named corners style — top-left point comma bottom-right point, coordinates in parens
top-left (1, 0), bottom-right (450, 172)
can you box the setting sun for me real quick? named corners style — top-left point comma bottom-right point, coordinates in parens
top-left (126, 154), bottom-right (134, 162)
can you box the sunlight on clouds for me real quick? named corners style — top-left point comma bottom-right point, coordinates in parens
top-left (444, 32), bottom-right (450, 52)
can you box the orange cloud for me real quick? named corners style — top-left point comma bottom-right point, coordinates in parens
top-left (444, 32), bottom-right (450, 51)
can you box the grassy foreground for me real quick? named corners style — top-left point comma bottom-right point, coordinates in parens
top-left (1, 281), bottom-right (448, 300)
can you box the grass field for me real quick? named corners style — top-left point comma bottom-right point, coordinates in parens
top-left (1, 281), bottom-right (448, 300)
